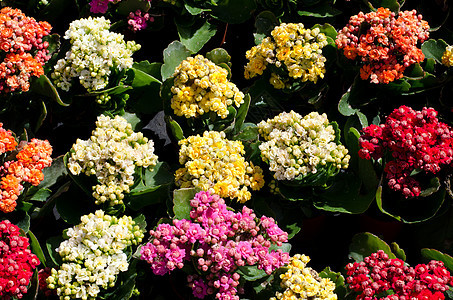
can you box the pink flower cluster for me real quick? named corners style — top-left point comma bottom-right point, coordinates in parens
top-left (90, 0), bottom-right (151, 14)
top-left (128, 10), bottom-right (153, 32)
top-left (140, 191), bottom-right (289, 300)
top-left (0, 220), bottom-right (40, 299)
top-left (346, 250), bottom-right (452, 300)
top-left (358, 105), bottom-right (453, 198)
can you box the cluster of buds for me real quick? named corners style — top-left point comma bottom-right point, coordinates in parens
top-left (336, 8), bottom-right (429, 84)
top-left (345, 250), bottom-right (452, 300)
top-left (175, 131), bottom-right (264, 203)
top-left (244, 23), bottom-right (328, 88)
top-left (128, 10), bottom-right (154, 32)
top-left (358, 105), bottom-right (453, 198)
top-left (52, 16), bottom-right (140, 92)
top-left (46, 210), bottom-right (144, 299)
top-left (0, 7), bottom-right (52, 93)
top-left (140, 191), bottom-right (289, 300)
top-left (67, 115), bottom-right (158, 206)
top-left (258, 111), bottom-right (350, 181)
top-left (442, 45), bottom-right (453, 67)
top-left (271, 254), bottom-right (337, 300)
top-left (0, 123), bottom-right (53, 213)
top-left (0, 220), bottom-right (40, 299)
top-left (171, 55), bottom-right (244, 119)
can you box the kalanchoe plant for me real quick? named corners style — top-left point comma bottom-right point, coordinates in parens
top-left (46, 210), bottom-right (145, 299)
top-left (345, 250), bottom-right (452, 299)
top-left (0, 219), bottom-right (40, 299)
top-left (175, 131), bottom-right (265, 203)
top-left (140, 190), bottom-right (290, 300)
top-left (359, 105), bottom-right (453, 198)
top-left (0, 123), bottom-right (53, 213)
top-left (244, 23), bottom-right (328, 90)
top-left (442, 45), bottom-right (453, 67)
top-left (0, 7), bottom-right (52, 94)
top-left (336, 7), bottom-right (429, 84)
top-left (66, 114), bottom-right (158, 206)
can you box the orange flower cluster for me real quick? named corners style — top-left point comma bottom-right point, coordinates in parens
top-left (0, 123), bottom-right (52, 213)
top-left (336, 8), bottom-right (429, 84)
top-left (0, 7), bottom-right (52, 93)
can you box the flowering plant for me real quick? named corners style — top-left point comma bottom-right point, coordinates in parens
top-left (245, 23), bottom-right (328, 90)
top-left (66, 114), bottom-right (158, 206)
top-left (175, 131), bottom-right (264, 203)
top-left (46, 210), bottom-right (145, 299)
top-left (141, 190), bottom-right (289, 299)
top-left (0, 7), bottom-right (52, 94)
top-left (442, 45), bottom-right (453, 67)
top-left (0, 219), bottom-right (40, 299)
top-left (0, 122), bottom-right (52, 213)
top-left (336, 7), bottom-right (429, 84)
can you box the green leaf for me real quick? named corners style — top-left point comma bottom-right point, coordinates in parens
top-left (128, 185), bottom-right (169, 210)
top-left (30, 188), bottom-right (52, 202)
top-left (177, 20), bottom-right (217, 54)
top-left (269, 242), bottom-right (291, 253)
top-left (37, 155), bottom-right (67, 189)
top-left (28, 230), bottom-right (47, 267)
top-left (210, 0), bottom-right (257, 24)
top-left (184, 3), bottom-right (211, 15)
top-left (338, 91), bottom-right (359, 116)
top-left (121, 112), bottom-right (141, 131)
top-left (233, 124), bottom-right (259, 141)
top-left (21, 270), bottom-right (39, 300)
top-left (161, 41), bottom-right (191, 81)
top-left (132, 214), bottom-right (147, 232)
top-left (116, 0), bottom-right (151, 15)
top-left (298, 3), bottom-right (341, 18)
top-left (349, 232), bottom-right (396, 262)
top-left (369, 0), bottom-right (400, 12)
top-left (312, 23), bottom-right (337, 40)
top-left (133, 61), bottom-right (163, 81)
top-left (173, 188), bottom-right (198, 220)
top-left (233, 94), bottom-right (251, 134)
top-left (356, 111), bottom-right (368, 128)
top-left (55, 183), bottom-right (92, 225)
top-left (45, 235), bottom-right (64, 267)
top-left (130, 162), bottom-right (174, 194)
top-left (206, 48), bottom-right (231, 65)
top-left (16, 211), bottom-right (31, 233)
top-left (237, 265), bottom-right (268, 281)
top-left (165, 115), bottom-right (185, 140)
top-left (31, 75), bottom-right (69, 106)
top-left (421, 39), bottom-right (449, 63)
top-left (419, 177), bottom-right (441, 197)
top-left (254, 11), bottom-right (279, 41)
top-left (43, 33), bottom-right (60, 57)
top-left (36, 100), bottom-right (47, 132)
top-left (391, 242), bottom-right (406, 261)
top-left (319, 267), bottom-right (346, 299)
top-left (421, 249), bottom-right (453, 271)
top-left (127, 67), bottom-right (162, 114)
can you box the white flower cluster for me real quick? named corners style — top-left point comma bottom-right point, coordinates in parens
top-left (258, 111), bottom-right (350, 181)
top-left (67, 114), bottom-right (158, 205)
top-left (46, 210), bottom-right (144, 300)
top-left (51, 16), bottom-right (140, 92)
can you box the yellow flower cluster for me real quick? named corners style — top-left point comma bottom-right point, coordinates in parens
top-left (442, 45), bottom-right (453, 67)
top-left (175, 131), bottom-right (264, 203)
top-left (171, 55), bottom-right (244, 119)
top-left (271, 254), bottom-right (337, 300)
top-left (245, 23), bottom-right (328, 88)
top-left (258, 111), bottom-right (350, 181)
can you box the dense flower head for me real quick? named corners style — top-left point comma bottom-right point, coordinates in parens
top-left (170, 55), bottom-right (244, 119)
top-left (89, 0), bottom-right (151, 14)
top-left (46, 210), bottom-right (144, 300)
top-left (128, 10), bottom-right (154, 32)
top-left (271, 254), bottom-right (337, 300)
top-left (336, 8), bottom-right (429, 84)
top-left (345, 250), bottom-right (452, 300)
top-left (442, 45), bottom-right (453, 67)
top-left (51, 16), bottom-right (140, 92)
top-left (0, 219), bottom-right (40, 299)
top-left (0, 7), bottom-right (52, 93)
top-left (258, 111), bottom-right (350, 181)
top-left (358, 105), bottom-right (453, 198)
top-left (67, 114), bottom-right (158, 206)
top-left (0, 123), bottom-right (52, 213)
top-left (175, 131), bottom-right (264, 203)
top-left (140, 191), bottom-right (289, 300)
top-left (244, 23), bottom-right (328, 88)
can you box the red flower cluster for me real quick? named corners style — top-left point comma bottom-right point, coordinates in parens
top-left (0, 7), bottom-right (52, 93)
top-left (0, 220), bottom-right (40, 299)
top-left (358, 106), bottom-right (453, 198)
top-left (336, 8), bottom-right (429, 84)
top-left (0, 123), bottom-right (52, 213)
top-left (346, 250), bottom-right (452, 300)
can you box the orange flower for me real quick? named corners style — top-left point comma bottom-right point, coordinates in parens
top-left (16, 138), bottom-right (52, 169)
top-left (0, 124), bottom-right (17, 154)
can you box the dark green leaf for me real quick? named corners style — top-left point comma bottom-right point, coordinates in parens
top-left (161, 41), bottom-right (191, 81)
top-left (28, 230), bottom-right (47, 267)
top-left (132, 214), bottom-right (147, 232)
top-left (184, 3), bottom-right (211, 15)
top-left (421, 249), bottom-right (453, 271)
top-left (269, 242), bottom-right (291, 253)
top-left (45, 235), bottom-right (64, 267)
top-left (128, 185), bottom-right (169, 210)
top-left (391, 242), bottom-right (406, 261)
top-left (237, 265), bottom-right (268, 281)
top-left (21, 270), bottom-right (39, 300)
top-left (206, 48), bottom-right (231, 65)
top-left (35, 100), bottom-right (47, 132)
top-left (16, 211), bottom-right (31, 233)
top-left (173, 188), bottom-right (198, 220)
top-left (349, 232), bottom-right (396, 262)
top-left (165, 115), bottom-right (185, 140)
top-left (177, 20), bottom-right (217, 54)
top-left (356, 111), bottom-right (368, 128)
top-left (234, 94), bottom-right (251, 134)
top-left (37, 155), bottom-right (67, 189)
top-left (121, 112), bottom-right (141, 131)
top-left (31, 75), bottom-right (69, 106)
top-left (133, 61), bottom-right (163, 81)
top-left (30, 188), bottom-right (52, 202)
top-left (338, 91), bottom-right (359, 116)
top-left (419, 177), bottom-right (441, 197)
top-left (421, 39), bottom-right (449, 63)
top-left (298, 3), bottom-right (341, 18)
top-left (210, 0), bottom-right (257, 24)
top-left (369, 0), bottom-right (400, 12)
top-left (254, 11), bottom-right (279, 41)
top-left (130, 162), bottom-right (174, 194)
top-left (43, 33), bottom-right (60, 57)
top-left (116, 0), bottom-right (150, 15)
top-left (312, 23), bottom-right (337, 40)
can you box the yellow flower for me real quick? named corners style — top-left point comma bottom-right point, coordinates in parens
top-left (442, 45), bottom-right (453, 67)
